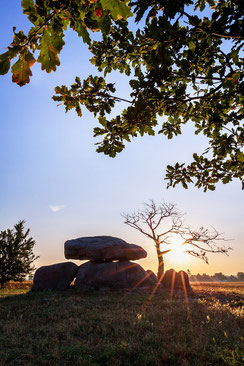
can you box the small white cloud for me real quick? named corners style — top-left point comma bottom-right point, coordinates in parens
top-left (49, 205), bottom-right (65, 212)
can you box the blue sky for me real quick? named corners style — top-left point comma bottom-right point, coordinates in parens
top-left (0, 1), bottom-right (243, 276)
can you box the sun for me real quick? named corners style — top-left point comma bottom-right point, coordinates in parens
top-left (163, 236), bottom-right (189, 264)
top-left (169, 242), bottom-right (187, 263)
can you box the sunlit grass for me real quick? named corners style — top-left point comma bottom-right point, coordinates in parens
top-left (0, 281), bottom-right (32, 298)
top-left (0, 282), bottom-right (243, 365)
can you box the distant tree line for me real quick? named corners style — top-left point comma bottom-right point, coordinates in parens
top-left (189, 271), bottom-right (244, 282)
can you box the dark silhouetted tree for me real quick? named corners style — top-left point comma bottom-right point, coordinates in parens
top-left (122, 200), bottom-right (230, 280)
top-left (237, 272), bottom-right (244, 281)
top-left (0, 220), bottom-right (39, 288)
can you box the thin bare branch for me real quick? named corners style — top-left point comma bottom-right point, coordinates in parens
top-left (122, 200), bottom-right (231, 279)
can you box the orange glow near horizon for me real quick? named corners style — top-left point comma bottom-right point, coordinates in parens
top-left (164, 237), bottom-right (189, 265)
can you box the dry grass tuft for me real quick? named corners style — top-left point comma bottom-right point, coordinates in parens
top-left (0, 282), bottom-right (243, 365)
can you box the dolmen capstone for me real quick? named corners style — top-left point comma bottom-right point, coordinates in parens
top-left (65, 236), bottom-right (147, 261)
top-left (32, 262), bottom-right (78, 291)
top-left (65, 236), bottom-right (155, 290)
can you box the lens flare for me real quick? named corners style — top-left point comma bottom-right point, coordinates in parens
top-left (165, 236), bottom-right (189, 264)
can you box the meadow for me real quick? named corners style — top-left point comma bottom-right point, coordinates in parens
top-left (0, 282), bottom-right (243, 366)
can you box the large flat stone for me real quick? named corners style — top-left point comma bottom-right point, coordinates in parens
top-left (64, 236), bottom-right (147, 261)
top-left (32, 262), bottom-right (78, 291)
top-left (75, 261), bottom-right (155, 289)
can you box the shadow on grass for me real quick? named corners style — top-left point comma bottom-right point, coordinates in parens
top-left (0, 285), bottom-right (243, 365)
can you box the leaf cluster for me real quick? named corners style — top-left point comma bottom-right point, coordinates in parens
top-left (1, 0), bottom-right (243, 190)
top-left (54, 0), bottom-right (244, 190)
top-left (0, 0), bottom-right (132, 85)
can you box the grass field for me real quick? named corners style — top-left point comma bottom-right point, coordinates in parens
top-left (0, 282), bottom-right (243, 366)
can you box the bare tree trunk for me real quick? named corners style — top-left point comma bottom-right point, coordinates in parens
top-left (157, 258), bottom-right (164, 281)
top-left (156, 245), bottom-right (164, 281)
top-left (123, 200), bottom-right (230, 279)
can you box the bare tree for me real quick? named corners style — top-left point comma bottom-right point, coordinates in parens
top-left (122, 200), bottom-right (231, 281)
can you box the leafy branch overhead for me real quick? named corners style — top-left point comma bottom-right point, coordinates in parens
top-left (0, 0), bottom-right (132, 85)
top-left (1, 0), bottom-right (243, 191)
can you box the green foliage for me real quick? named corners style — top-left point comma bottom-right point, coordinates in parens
top-left (0, 220), bottom-right (38, 288)
top-left (1, 0), bottom-right (243, 190)
top-left (0, 52), bottom-right (11, 74)
top-left (0, 0), bottom-right (132, 84)
top-left (11, 51), bottom-right (35, 85)
top-left (100, 0), bottom-right (133, 21)
top-left (37, 27), bottom-right (65, 72)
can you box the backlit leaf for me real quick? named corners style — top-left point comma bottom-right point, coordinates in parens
top-left (11, 51), bottom-right (35, 86)
top-left (0, 52), bottom-right (11, 75)
top-left (100, 0), bottom-right (133, 21)
top-left (74, 21), bottom-right (91, 44)
top-left (37, 29), bottom-right (64, 72)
